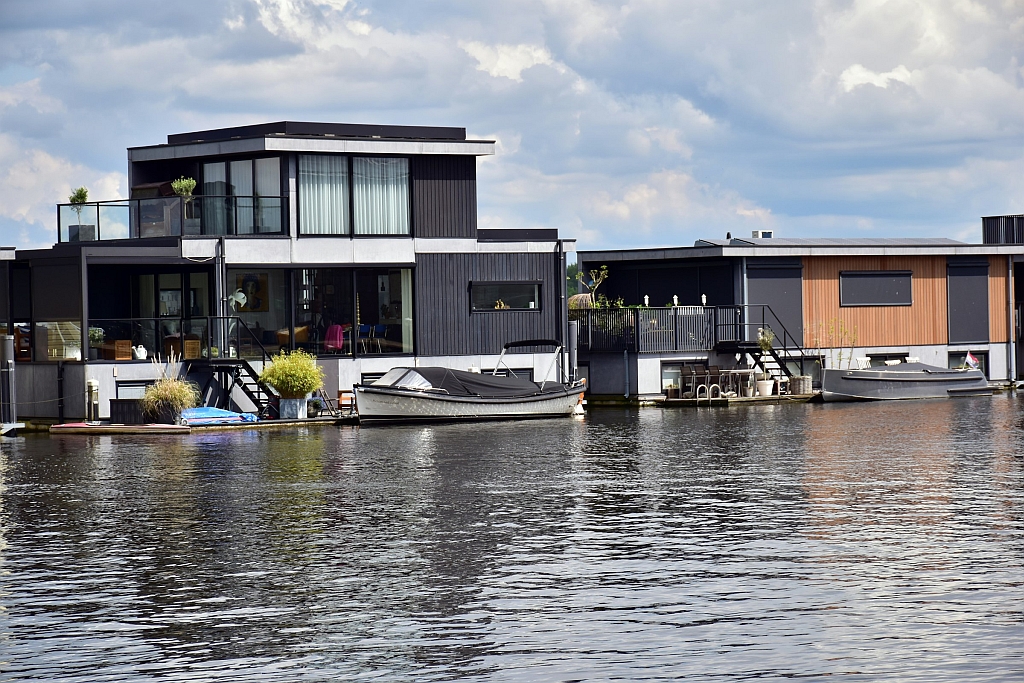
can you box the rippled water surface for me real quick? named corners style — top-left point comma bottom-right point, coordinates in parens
top-left (2, 396), bottom-right (1023, 681)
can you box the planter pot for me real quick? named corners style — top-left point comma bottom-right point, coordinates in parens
top-left (148, 403), bottom-right (184, 425)
top-left (742, 386), bottom-right (754, 398)
top-left (279, 397), bottom-right (307, 420)
top-left (68, 224), bottom-right (96, 242)
top-left (756, 379), bottom-right (775, 397)
top-left (666, 388), bottom-right (680, 399)
top-left (88, 347), bottom-right (99, 360)
top-left (307, 402), bottom-right (321, 418)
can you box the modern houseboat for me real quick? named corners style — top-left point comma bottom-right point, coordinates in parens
top-left (575, 228), bottom-right (1024, 400)
top-left (0, 121), bottom-right (574, 421)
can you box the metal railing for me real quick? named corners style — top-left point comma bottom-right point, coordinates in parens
top-left (571, 305), bottom-right (806, 358)
top-left (57, 195), bottom-right (287, 242)
top-left (85, 316), bottom-right (272, 363)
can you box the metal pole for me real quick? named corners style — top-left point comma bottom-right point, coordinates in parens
top-left (1007, 255), bottom-right (1015, 384)
top-left (57, 361), bottom-right (65, 424)
top-left (0, 335), bottom-right (13, 424)
top-left (568, 320), bottom-right (578, 382)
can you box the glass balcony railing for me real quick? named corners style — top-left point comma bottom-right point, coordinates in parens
top-left (86, 317), bottom-right (271, 363)
top-left (56, 195), bottom-right (287, 242)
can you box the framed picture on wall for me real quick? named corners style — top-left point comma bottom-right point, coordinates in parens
top-left (236, 273), bottom-right (269, 312)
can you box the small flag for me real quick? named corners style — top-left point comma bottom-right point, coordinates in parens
top-left (965, 352), bottom-right (979, 369)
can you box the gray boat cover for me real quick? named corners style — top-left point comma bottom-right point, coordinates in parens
top-left (379, 367), bottom-right (567, 398)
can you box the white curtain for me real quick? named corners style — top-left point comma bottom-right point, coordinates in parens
top-left (299, 155), bottom-right (350, 235)
top-left (401, 268), bottom-right (413, 353)
top-left (202, 162), bottom-right (228, 235)
top-left (254, 157), bottom-right (282, 233)
top-left (230, 160), bottom-right (253, 234)
top-left (353, 157), bottom-right (409, 235)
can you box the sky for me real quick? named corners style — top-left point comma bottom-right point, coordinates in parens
top-left (0, 0), bottom-right (1022, 250)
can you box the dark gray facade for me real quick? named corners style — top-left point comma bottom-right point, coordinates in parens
top-left (411, 156), bottom-right (477, 239)
top-left (415, 252), bottom-right (563, 356)
top-left (746, 258), bottom-right (803, 343)
top-left (947, 257), bottom-right (989, 344)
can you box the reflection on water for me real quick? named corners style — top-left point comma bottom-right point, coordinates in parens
top-left (1, 397), bottom-right (1023, 681)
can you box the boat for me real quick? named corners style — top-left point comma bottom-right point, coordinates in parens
top-left (353, 339), bottom-right (586, 422)
top-left (820, 362), bottom-right (990, 402)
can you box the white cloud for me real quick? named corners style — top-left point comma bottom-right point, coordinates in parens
top-left (0, 0), bottom-right (1021, 250)
top-left (460, 42), bottom-right (559, 82)
top-left (839, 64), bottom-right (916, 91)
top-left (0, 134), bottom-right (125, 246)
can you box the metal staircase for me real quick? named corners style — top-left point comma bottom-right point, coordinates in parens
top-left (713, 305), bottom-right (809, 384)
top-left (186, 317), bottom-right (279, 418)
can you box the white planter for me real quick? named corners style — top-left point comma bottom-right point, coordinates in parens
top-left (279, 397), bottom-right (307, 419)
top-left (756, 379), bottom-right (775, 397)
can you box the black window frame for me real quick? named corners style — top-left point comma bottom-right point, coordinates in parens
top-left (469, 280), bottom-right (543, 313)
top-left (839, 270), bottom-right (913, 307)
top-left (948, 350), bottom-right (989, 379)
top-left (296, 153), bottom-right (413, 238)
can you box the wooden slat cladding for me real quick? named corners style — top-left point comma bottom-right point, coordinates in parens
top-left (988, 256), bottom-right (1009, 342)
top-left (802, 256), bottom-right (947, 348)
top-left (410, 156), bottom-right (477, 238)
top-left (415, 252), bottom-right (559, 356)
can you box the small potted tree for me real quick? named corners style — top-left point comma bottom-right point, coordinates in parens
top-left (259, 349), bottom-right (324, 419)
top-left (142, 355), bottom-right (199, 424)
top-left (756, 328), bottom-right (776, 397)
top-left (172, 176), bottom-right (199, 234)
top-left (67, 186), bottom-right (94, 241)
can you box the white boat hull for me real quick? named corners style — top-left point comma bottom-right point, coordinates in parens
top-left (355, 386), bottom-right (583, 422)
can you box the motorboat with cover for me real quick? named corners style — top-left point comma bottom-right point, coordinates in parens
top-left (821, 362), bottom-right (990, 402)
top-left (353, 340), bottom-right (586, 422)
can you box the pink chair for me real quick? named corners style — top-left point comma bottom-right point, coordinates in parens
top-left (324, 324), bottom-right (346, 352)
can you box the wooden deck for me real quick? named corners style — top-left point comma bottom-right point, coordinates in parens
top-left (48, 416), bottom-right (359, 435)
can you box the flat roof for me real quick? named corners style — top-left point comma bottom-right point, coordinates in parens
top-left (165, 121), bottom-right (468, 145)
top-left (128, 121), bottom-right (496, 162)
top-left (580, 236), bottom-right (1024, 262)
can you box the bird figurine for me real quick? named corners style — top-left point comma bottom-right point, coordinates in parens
top-left (227, 289), bottom-right (247, 310)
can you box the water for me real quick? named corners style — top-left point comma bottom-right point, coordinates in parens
top-left (1, 396), bottom-right (1023, 681)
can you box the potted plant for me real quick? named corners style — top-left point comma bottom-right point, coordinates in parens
top-left (141, 356), bottom-right (199, 425)
top-left (307, 396), bottom-right (324, 418)
top-left (259, 349), bottom-right (324, 419)
top-left (87, 326), bottom-right (104, 360)
top-left (172, 176), bottom-right (199, 234)
top-left (67, 186), bottom-right (94, 241)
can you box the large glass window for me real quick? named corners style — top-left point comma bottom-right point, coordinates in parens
top-left (356, 268), bottom-right (414, 354)
top-left (299, 155), bottom-right (350, 235)
top-left (202, 162), bottom-right (229, 235)
top-left (353, 158), bottom-right (410, 235)
top-left (294, 268), bottom-right (355, 355)
top-left (840, 271), bottom-right (912, 306)
top-left (228, 269), bottom-right (291, 356)
top-left (471, 282), bottom-right (540, 311)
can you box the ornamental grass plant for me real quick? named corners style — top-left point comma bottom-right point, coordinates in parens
top-left (141, 377), bottom-right (200, 416)
top-left (142, 352), bottom-right (200, 420)
top-left (259, 349), bottom-right (324, 399)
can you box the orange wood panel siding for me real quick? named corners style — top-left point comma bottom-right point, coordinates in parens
top-left (988, 256), bottom-right (1008, 343)
top-left (802, 256), bottom-right (948, 348)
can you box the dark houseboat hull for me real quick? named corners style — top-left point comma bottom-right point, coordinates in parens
top-left (821, 363), bottom-right (990, 402)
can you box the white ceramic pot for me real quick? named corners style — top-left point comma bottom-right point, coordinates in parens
top-left (742, 386), bottom-right (754, 398)
top-left (756, 379), bottom-right (775, 397)
top-left (279, 397), bottom-right (307, 419)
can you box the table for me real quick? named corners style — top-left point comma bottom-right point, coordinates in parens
top-left (719, 369), bottom-right (757, 396)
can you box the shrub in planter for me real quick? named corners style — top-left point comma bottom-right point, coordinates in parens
top-left (142, 377), bottom-right (199, 424)
top-left (259, 350), bottom-right (324, 419)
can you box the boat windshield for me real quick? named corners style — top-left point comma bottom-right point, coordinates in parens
top-left (393, 371), bottom-right (434, 390)
top-left (373, 368), bottom-right (411, 386)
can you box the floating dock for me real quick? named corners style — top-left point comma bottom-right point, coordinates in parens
top-left (48, 416), bottom-right (359, 435)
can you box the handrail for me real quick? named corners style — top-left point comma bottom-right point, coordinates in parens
top-left (57, 194), bottom-right (288, 242)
